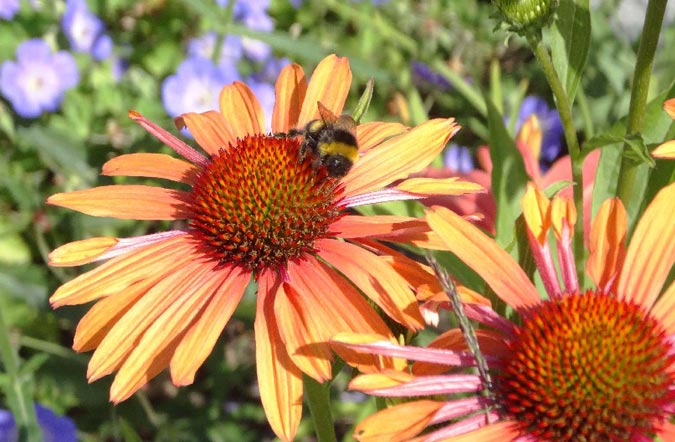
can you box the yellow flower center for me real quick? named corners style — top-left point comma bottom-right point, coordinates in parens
top-left (189, 134), bottom-right (345, 273)
top-left (497, 291), bottom-right (675, 442)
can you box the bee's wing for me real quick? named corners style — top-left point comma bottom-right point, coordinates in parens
top-left (316, 101), bottom-right (356, 133)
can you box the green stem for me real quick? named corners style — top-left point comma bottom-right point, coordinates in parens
top-left (304, 375), bottom-right (337, 442)
top-left (433, 60), bottom-right (488, 116)
top-left (616, 0), bottom-right (667, 204)
top-left (528, 35), bottom-right (585, 287)
top-left (0, 302), bottom-right (42, 442)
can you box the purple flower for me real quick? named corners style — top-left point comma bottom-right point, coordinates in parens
top-left (515, 95), bottom-right (564, 163)
top-left (411, 61), bottom-right (452, 92)
top-left (443, 144), bottom-right (474, 173)
top-left (161, 57), bottom-right (235, 118)
top-left (0, 39), bottom-right (79, 118)
top-left (0, 404), bottom-right (77, 442)
top-left (62, 0), bottom-right (112, 60)
top-left (0, 0), bottom-right (20, 20)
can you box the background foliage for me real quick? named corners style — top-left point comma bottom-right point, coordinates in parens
top-left (1, 0), bottom-right (675, 440)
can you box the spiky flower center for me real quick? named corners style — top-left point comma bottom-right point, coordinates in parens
top-left (189, 134), bottom-right (344, 273)
top-left (497, 291), bottom-right (675, 442)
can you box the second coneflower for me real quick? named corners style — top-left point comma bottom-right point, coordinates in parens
top-left (47, 54), bottom-right (482, 441)
top-left (333, 182), bottom-right (675, 442)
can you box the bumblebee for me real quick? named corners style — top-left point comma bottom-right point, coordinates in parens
top-left (284, 102), bottom-right (359, 178)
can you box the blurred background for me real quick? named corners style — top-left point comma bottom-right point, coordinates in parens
top-left (1, 0), bottom-right (675, 440)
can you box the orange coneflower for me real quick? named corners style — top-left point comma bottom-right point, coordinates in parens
top-left (46, 54), bottom-right (482, 441)
top-left (333, 181), bottom-right (675, 442)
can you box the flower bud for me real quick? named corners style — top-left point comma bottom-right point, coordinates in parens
top-left (493, 0), bottom-right (559, 35)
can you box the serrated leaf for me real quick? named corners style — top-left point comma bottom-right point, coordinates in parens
top-left (551, 0), bottom-right (591, 102)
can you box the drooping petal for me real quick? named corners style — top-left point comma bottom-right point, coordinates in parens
top-left (522, 183), bottom-right (550, 244)
top-left (109, 261), bottom-right (218, 401)
top-left (175, 110), bottom-right (236, 156)
top-left (128, 110), bottom-right (208, 167)
top-left (297, 54), bottom-right (351, 127)
top-left (423, 419), bottom-right (519, 442)
top-left (278, 256), bottom-right (398, 381)
top-left (50, 235), bottom-right (194, 307)
top-left (413, 329), bottom-right (509, 376)
top-left (101, 153), bottom-right (199, 184)
top-left (426, 205), bottom-right (541, 309)
top-left (353, 400), bottom-right (444, 442)
top-left (219, 81), bottom-right (265, 138)
top-left (344, 118), bottom-right (460, 197)
top-left (47, 185), bottom-right (193, 220)
top-left (170, 265), bottom-right (250, 385)
top-left (617, 181), bottom-right (675, 308)
top-left (48, 237), bottom-right (118, 267)
top-left (272, 63), bottom-right (306, 133)
top-left (551, 195), bottom-right (578, 295)
top-left (586, 198), bottom-right (626, 293)
top-left (316, 238), bottom-right (424, 330)
top-left (255, 271), bottom-right (303, 442)
top-left (86, 259), bottom-right (213, 382)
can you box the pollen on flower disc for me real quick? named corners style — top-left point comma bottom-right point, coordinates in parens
top-left (496, 291), bottom-right (675, 442)
top-left (189, 134), bottom-right (344, 273)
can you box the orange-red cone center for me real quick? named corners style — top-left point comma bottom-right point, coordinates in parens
top-left (497, 291), bottom-right (675, 442)
top-left (189, 134), bottom-right (345, 273)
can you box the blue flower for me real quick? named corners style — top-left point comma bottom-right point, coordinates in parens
top-left (411, 61), bottom-right (453, 91)
top-left (515, 95), bottom-right (564, 164)
top-left (62, 0), bottom-right (112, 60)
top-left (161, 57), bottom-right (236, 118)
top-left (0, 0), bottom-right (20, 20)
top-left (443, 144), bottom-right (474, 173)
top-left (0, 39), bottom-right (79, 118)
top-left (0, 403), bottom-right (77, 442)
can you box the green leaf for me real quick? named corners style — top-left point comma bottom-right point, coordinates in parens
top-left (550, 0), bottom-right (591, 102)
top-left (352, 78), bottom-right (374, 123)
top-left (485, 95), bottom-right (529, 249)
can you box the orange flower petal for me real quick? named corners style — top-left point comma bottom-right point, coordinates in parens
top-left (586, 198), bottom-right (626, 292)
top-left (348, 370), bottom-right (415, 391)
top-left (332, 215), bottom-right (427, 238)
top-left (344, 118), bottom-right (460, 197)
top-left (171, 265), bottom-right (250, 385)
top-left (272, 63), bottom-right (307, 133)
top-left (281, 257), bottom-right (399, 378)
top-left (111, 345), bottom-right (174, 404)
top-left (522, 183), bottom-right (550, 244)
top-left (426, 205), bottom-right (541, 309)
top-left (413, 328), bottom-right (508, 376)
top-left (49, 235), bottom-right (193, 307)
top-left (49, 237), bottom-right (118, 267)
top-left (219, 81), bottom-right (265, 138)
top-left (274, 281), bottom-right (334, 381)
top-left (317, 238), bottom-right (424, 330)
top-left (396, 177), bottom-right (484, 196)
top-left (176, 110), bottom-right (236, 156)
top-left (297, 55), bottom-right (351, 127)
top-left (550, 195), bottom-right (576, 241)
top-left (665, 98), bottom-right (675, 120)
top-left (255, 271), bottom-right (303, 442)
top-left (73, 278), bottom-right (149, 352)
top-left (436, 420), bottom-right (520, 442)
top-left (86, 258), bottom-right (210, 382)
top-left (353, 400), bottom-right (443, 442)
top-left (47, 185), bottom-right (192, 220)
top-left (651, 281), bottom-right (675, 334)
top-left (101, 153), bottom-right (199, 184)
top-left (617, 181), bottom-right (675, 307)
top-left (356, 121), bottom-right (407, 153)
top-left (652, 140), bottom-right (675, 159)
top-left (109, 262), bottom-right (219, 401)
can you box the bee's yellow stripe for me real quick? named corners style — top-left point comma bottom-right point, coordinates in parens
top-left (320, 142), bottom-right (359, 162)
